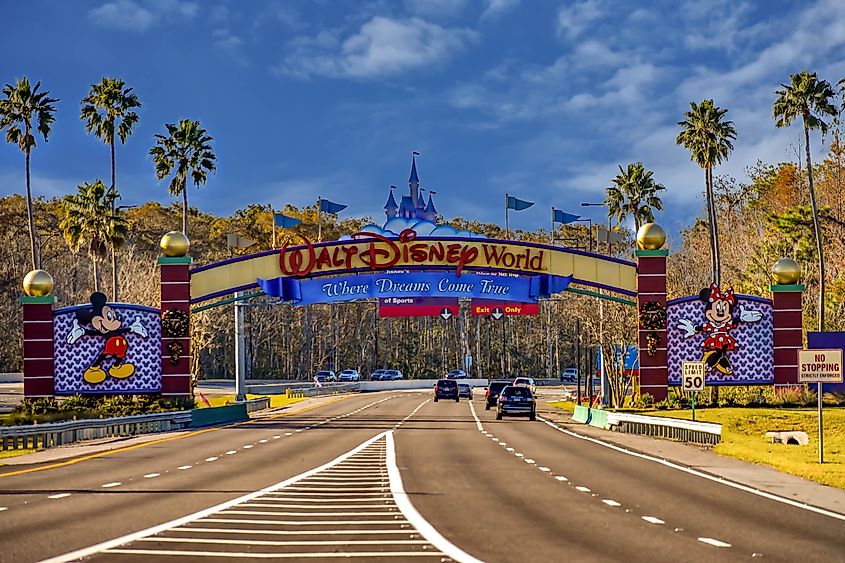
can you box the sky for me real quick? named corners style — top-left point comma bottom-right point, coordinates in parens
top-left (2, 0), bottom-right (845, 238)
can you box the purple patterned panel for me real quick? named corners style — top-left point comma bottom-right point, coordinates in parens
top-left (54, 304), bottom-right (162, 394)
top-left (667, 295), bottom-right (773, 386)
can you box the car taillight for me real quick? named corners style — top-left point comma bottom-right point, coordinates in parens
top-left (498, 396), bottom-right (505, 402)
top-left (486, 390), bottom-right (490, 398)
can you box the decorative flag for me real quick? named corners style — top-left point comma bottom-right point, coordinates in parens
top-left (274, 213), bottom-right (302, 228)
top-left (506, 196), bottom-right (534, 211)
top-left (413, 151), bottom-right (421, 155)
top-left (319, 199), bottom-right (348, 214)
top-left (553, 209), bottom-right (581, 224)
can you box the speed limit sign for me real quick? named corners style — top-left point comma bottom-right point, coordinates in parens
top-left (682, 361), bottom-right (706, 392)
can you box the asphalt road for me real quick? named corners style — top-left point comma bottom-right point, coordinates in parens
top-left (0, 392), bottom-right (843, 562)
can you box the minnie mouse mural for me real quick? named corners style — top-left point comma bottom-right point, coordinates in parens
top-left (676, 284), bottom-right (763, 375)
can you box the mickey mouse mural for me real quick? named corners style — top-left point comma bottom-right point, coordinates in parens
top-left (66, 292), bottom-right (149, 384)
top-left (675, 284), bottom-right (763, 375)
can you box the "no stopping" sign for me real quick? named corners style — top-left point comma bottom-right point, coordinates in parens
top-left (798, 349), bottom-right (844, 383)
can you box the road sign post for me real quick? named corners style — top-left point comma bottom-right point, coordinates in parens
top-left (798, 349), bottom-right (844, 464)
top-left (682, 361), bottom-right (705, 421)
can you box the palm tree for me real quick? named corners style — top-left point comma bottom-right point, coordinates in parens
top-left (773, 71), bottom-right (837, 332)
top-left (0, 77), bottom-right (58, 270)
top-left (149, 119), bottom-right (216, 237)
top-left (60, 180), bottom-right (128, 292)
top-left (604, 162), bottom-right (665, 232)
top-left (676, 99), bottom-right (737, 285)
top-left (81, 77), bottom-right (141, 300)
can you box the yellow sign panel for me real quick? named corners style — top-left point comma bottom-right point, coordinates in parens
top-left (190, 235), bottom-right (637, 302)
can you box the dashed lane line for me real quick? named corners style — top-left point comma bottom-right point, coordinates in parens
top-left (602, 499), bottom-right (621, 507)
top-left (642, 516), bottom-right (665, 525)
top-left (48, 493), bottom-right (71, 499)
top-left (698, 537), bottom-right (732, 548)
top-left (101, 482), bottom-right (122, 488)
top-left (178, 465), bottom-right (192, 470)
top-left (143, 473), bottom-right (160, 479)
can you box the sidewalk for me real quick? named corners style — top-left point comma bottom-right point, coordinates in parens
top-left (538, 405), bottom-right (845, 517)
top-left (0, 394), bottom-right (350, 467)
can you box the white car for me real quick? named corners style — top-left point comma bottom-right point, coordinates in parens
top-left (512, 377), bottom-right (536, 394)
top-left (381, 369), bottom-right (404, 381)
top-left (561, 368), bottom-right (578, 383)
top-left (338, 369), bottom-right (360, 382)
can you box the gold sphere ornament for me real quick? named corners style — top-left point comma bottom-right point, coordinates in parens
top-left (636, 223), bottom-right (666, 250)
top-left (160, 231), bottom-right (190, 257)
top-left (772, 257), bottom-right (801, 285)
top-left (23, 269), bottom-right (54, 297)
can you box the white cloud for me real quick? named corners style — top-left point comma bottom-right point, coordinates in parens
top-left (88, 0), bottom-right (198, 32)
top-left (481, 0), bottom-right (520, 20)
top-left (404, 0), bottom-right (467, 18)
top-left (275, 16), bottom-right (477, 79)
top-left (557, 0), bottom-right (604, 39)
top-left (212, 28), bottom-right (247, 64)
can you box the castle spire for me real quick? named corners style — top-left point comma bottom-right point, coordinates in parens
top-left (409, 152), bottom-right (420, 209)
top-left (384, 186), bottom-right (398, 219)
top-left (424, 192), bottom-right (438, 222)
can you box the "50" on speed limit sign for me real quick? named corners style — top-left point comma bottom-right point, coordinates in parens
top-left (682, 361), bottom-right (706, 391)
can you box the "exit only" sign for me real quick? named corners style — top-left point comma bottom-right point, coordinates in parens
top-left (798, 349), bottom-right (844, 383)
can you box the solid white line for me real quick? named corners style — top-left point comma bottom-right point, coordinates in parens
top-left (102, 549), bottom-right (444, 558)
top-left (386, 432), bottom-right (483, 563)
top-left (602, 499), bottom-right (621, 507)
top-left (642, 516), bottom-right (665, 524)
top-left (698, 537), bottom-right (731, 548)
top-left (468, 400), bottom-right (484, 431)
top-left (138, 537), bottom-right (430, 546)
top-left (143, 473), bottom-right (160, 479)
top-left (101, 482), bottom-right (121, 488)
top-left (43, 431), bottom-right (392, 563)
top-left (172, 527), bottom-right (414, 535)
top-left (48, 493), bottom-right (71, 499)
top-left (538, 417), bottom-right (845, 522)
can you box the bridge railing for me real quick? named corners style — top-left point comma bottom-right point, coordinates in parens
top-left (572, 406), bottom-right (722, 445)
top-left (0, 410), bottom-right (193, 451)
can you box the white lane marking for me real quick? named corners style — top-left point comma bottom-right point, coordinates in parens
top-left (137, 537), bottom-right (431, 546)
top-left (642, 516), bottom-right (665, 525)
top-left (386, 432), bottom-right (484, 563)
top-left (295, 429), bottom-right (303, 433)
top-left (102, 482), bottom-right (122, 488)
top-left (515, 453), bottom-right (524, 458)
top-left (172, 528), bottom-right (415, 535)
top-left (499, 443), bottom-right (506, 446)
top-left (491, 438), bottom-right (499, 442)
top-left (538, 467), bottom-right (551, 472)
top-left (178, 465), bottom-right (192, 470)
top-left (539, 416), bottom-right (845, 523)
top-left (243, 444), bottom-right (254, 448)
top-left (206, 457), bottom-right (219, 462)
top-left (0, 507), bottom-right (7, 511)
top-left (226, 451), bottom-right (237, 455)
top-left (259, 439), bottom-right (268, 443)
top-left (43, 432), bottom-right (393, 563)
top-left (468, 401), bottom-right (484, 432)
top-left (48, 493), bottom-right (71, 499)
top-left (602, 499), bottom-right (621, 507)
top-left (524, 459), bottom-right (535, 464)
top-left (698, 538), bottom-right (731, 548)
top-left (285, 432), bottom-right (293, 436)
top-left (143, 473), bottom-right (160, 479)
top-left (575, 486), bottom-right (591, 493)
top-left (103, 549), bottom-right (444, 558)
top-left (555, 476), bottom-right (568, 482)
top-left (506, 448), bottom-right (514, 452)
top-left (201, 518), bottom-right (409, 526)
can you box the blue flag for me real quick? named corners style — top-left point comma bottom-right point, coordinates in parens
top-left (319, 199), bottom-right (348, 214)
top-left (553, 209), bottom-right (581, 224)
top-left (506, 196), bottom-right (534, 211)
top-left (274, 213), bottom-right (302, 228)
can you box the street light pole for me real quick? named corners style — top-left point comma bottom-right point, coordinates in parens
top-left (581, 201), bottom-right (612, 406)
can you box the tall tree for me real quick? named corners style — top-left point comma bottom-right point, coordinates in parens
top-left (604, 162), bottom-right (665, 232)
top-left (773, 71), bottom-right (836, 332)
top-left (149, 119), bottom-right (216, 237)
top-left (80, 77), bottom-right (141, 300)
top-left (60, 180), bottom-right (128, 292)
top-left (0, 77), bottom-right (58, 270)
top-left (676, 99), bottom-right (737, 285)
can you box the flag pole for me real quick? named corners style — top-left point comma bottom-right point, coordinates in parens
top-left (317, 196), bottom-right (322, 243)
top-left (505, 192), bottom-right (510, 239)
top-left (551, 207), bottom-right (555, 245)
top-left (271, 203), bottom-right (276, 249)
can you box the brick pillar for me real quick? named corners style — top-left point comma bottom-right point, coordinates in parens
top-left (636, 249), bottom-right (668, 401)
top-left (771, 284), bottom-right (804, 387)
top-left (159, 256), bottom-right (192, 397)
top-left (21, 296), bottom-right (56, 398)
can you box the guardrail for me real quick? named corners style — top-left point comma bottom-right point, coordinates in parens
top-left (0, 410), bottom-right (193, 451)
top-left (242, 397), bottom-right (270, 413)
top-left (572, 406), bottom-right (722, 445)
top-left (284, 383), bottom-right (359, 398)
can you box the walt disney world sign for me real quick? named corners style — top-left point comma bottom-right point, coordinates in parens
top-left (189, 230), bottom-right (638, 303)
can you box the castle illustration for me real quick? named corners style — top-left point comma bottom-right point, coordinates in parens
top-left (384, 154), bottom-right (438, 222)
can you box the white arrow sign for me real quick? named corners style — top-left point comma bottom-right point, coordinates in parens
top-left (491, 307), bottom-right (504, 320)
top-left (440, 308), bottom-right (453, 320)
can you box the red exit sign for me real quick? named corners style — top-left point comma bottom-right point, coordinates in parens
top-left (379, 297), bottom-right (459, 318)
top-left (471, 299), bottom-right (539, 317)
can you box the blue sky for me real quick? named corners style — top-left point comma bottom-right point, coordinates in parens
top-left (2, 0), bottom-right (845, 237)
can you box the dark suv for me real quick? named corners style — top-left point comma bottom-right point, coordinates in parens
top-left (485, 379), bottom-right (512, 410)
top-left (496, 385), bottom-right (536, 421)
top-left (434, 379), bottom-right (459, 402)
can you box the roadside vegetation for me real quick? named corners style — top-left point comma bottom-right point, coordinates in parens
top-left (4, 395), bottom-right (195, 426)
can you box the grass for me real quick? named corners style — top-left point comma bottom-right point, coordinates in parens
top-left (547, 400), bottom-right (845, 489)
top-left (195, 393), bottom-right (306, 409)
top-left (0, 448), bottom-right (36, 461)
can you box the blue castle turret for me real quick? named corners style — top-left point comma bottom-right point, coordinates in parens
top-left (392, 154), bottom-right (432, 221)
top-left (384, 188), bottom-right (398, 219)
top-left (423, 193), bottom-right (438, 222)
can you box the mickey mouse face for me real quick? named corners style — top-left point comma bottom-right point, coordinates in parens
top-left (92, 305), bottom-right (122, 333)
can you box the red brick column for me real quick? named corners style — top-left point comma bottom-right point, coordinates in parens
top-left (21, 296), bottom-right (56, 398)
top-left (771, 284), bottom-right (804, 387)
top-left (636, 249), bottom-right (668, 401)
top-left (159, 256), bottom-right (192, 397)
